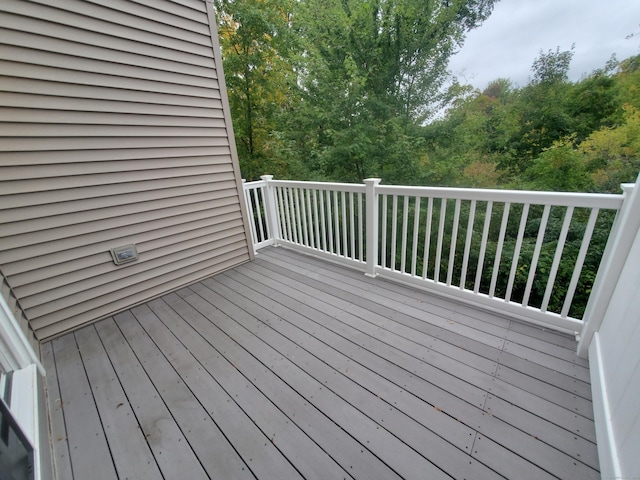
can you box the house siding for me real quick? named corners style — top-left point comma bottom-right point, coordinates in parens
top-left (0, 0), bottom-right (253, 340)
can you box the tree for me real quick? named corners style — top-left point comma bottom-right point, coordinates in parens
top-left (567, 70), bottom-right (618, 143)
top-left (498, 47), bottom-right (576, 174)
top-left (531, 45), bottom-right (574, 84)
top-left (419, 77), bottom-right (518, 187)
top-left (580, 104), bottom-right (640, 192)
top-left (214, 0), bottom-right (300, 180)
top-left (614, 54), bottom-right (640, 111)
top-left (287, 0), bottom-right (497, 181)
top-left (524, 139), bottom-right (593, 192)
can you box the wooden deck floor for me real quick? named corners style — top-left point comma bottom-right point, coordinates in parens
top-left (42, 247), bottom-right (599, 480)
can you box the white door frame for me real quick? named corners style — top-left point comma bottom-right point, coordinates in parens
top-left (1, 293), bottom-right (47, 480)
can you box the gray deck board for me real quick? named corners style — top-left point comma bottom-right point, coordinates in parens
top-left (51, 333), bottom-right (117, 480)
top-left (262, 247), bottom-right (514, 331)
top-left (129, 300), bottom-right (347, 480)
top-left (46, 246), bottom-right (599, 480)
top-left (494, 364), bottom-right (594, 418)
top-left (471, 434), bottom-right (558, 480)
top-left (254, 252), bottom-right (592, 399)
top-left (266, 256), bottom-right (510, 347)
top-left (507, 319), bottom-right (580, 350)
top-left (249, 260), bottom-right (501, 375)
top-left (73, 325), bottom-right (163, 480)
top-left (232, 265), bottom-right (491, 410)
top-left (149, 294), bottom-right (398, 480)
top-left (496, 350), bottom-right (592, 400)
top-left (502, 341), bottom-right (590, 382)
top-left (95, 317), bottom-right (210, 480)
top-left (138, 300), bottom-right (307, 480)
top-left (257, 252), bottom-right (510, 347)
top-left (503, 329), bottom-right (590, 366)
top-left (40, 342), bottom-right (74, 480)
top-left (261, 249), bottom-right (586, 368)
top-left (113, 310), bottom-right (254, 480)
top-left (484, 394), bottom-right (599, 470)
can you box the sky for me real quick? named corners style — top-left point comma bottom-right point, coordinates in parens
top-left (448, 0), bottom-right (640, 91)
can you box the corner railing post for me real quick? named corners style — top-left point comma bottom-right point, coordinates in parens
top-left (260, 175), bottom-right (280, 247)
top-left (242, 179), bottom-right (258, 256)
top-left (364, 178), bottom-right (381, 277)
top-left (578, 175), bottom-right (640, 357)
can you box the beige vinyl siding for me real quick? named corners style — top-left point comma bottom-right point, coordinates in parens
top-left (0, 0), bottom-right (253, 339)
top-left (14, 223), bottom-right (246, 297)
top-left (4, 211), bottom-right (244, 279)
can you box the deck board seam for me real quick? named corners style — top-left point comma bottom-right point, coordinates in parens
top-left (256, 253), bottom-right (582, 372)
top-left (264, 248), bottom-right (585, 364)
top-left (249, 257), bottom-right (590, 396)
top-left (126, 307), bottom-right (261, 480)
top-left (248, 259), bottom-right (501, 376)
top-left (249, 252), bottom-right (598, 445)
top-left (262, 247), bottom-right (581, 352)
top-left (74, 330), bottom-right (123, 477)
top-left (238, 262), bottom-right (596, 428)
top-left (256, 252), bottom-right (511, 342)
top-left (206, 274), bottom-right (479, 450)
top-left (43, 341), bottom-right (74, 480)
top-left (254, 250), bottom-right (578, 374)
top-left (145, 296), bottom-right (316, 480)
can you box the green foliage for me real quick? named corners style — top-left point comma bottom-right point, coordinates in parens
top-left (531, 46), bottom-right (574, 84)
top-left (567, 70), bottom-right (618, 142)
top-left (290, 0), bottom-right (498, 181)
top-left (525, 140), bottom-right (593, 192)
top-left (423, 52), bottom-right (640, 192)
top-left (215, 0), bottom-right (497, 182)
top-left (216, 0), bottom-right (640, 191)
top-left (412, 53), bottom-right (640, 318)
top-left (615, 55), bottom-right (640, 110)
top-left (214, 0), bottom-right (301, 180)
top-left (579, 104), bottom-right (640, 191)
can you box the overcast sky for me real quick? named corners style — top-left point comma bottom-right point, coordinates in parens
top-left (448, 0), bottom-right (640, 91)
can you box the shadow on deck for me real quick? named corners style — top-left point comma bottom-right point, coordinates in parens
top-left (42, 247), bottom-right (598, 480)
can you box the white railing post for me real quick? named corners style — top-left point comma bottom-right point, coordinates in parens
top-left (260, 175), bottom-right (280, 247)
top-left (364, 178), bottom-right (381, 277)
top-left (578, 175), bottom-right (640, 357)
top-left (242, 179), bottom-right (257, 256)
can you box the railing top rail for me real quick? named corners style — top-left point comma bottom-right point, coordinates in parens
top-left (376, 185), bottom-right (625, 209)
top-left (270, 179), bottom-right (366, 193)
top-left (243, 180), bottom-right (266, 189)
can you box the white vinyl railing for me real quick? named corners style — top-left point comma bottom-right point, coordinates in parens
top-left (271, 179), bottom-right (366, 266)
top-left (242, 179), bottom-right (272, 251)
top-left (243, 175), bottom-right (634, 333)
